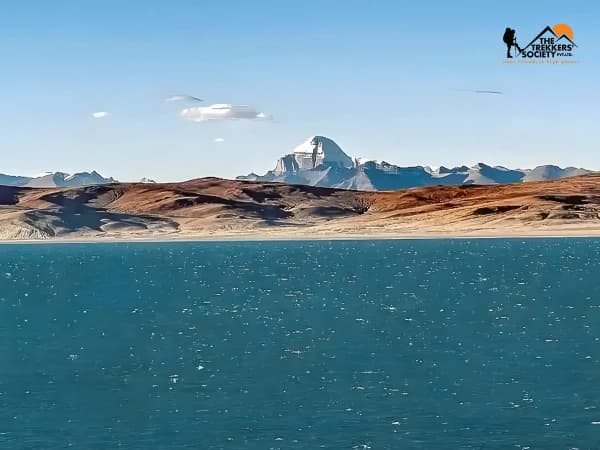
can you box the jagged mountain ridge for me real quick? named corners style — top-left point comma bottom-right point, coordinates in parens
top-left (238, 136), bottom-right (592, 190)
top-left (0, 171), bottom-right (116, 188)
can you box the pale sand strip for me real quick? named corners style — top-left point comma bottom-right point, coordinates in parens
top-left (1, 227), bottom-right (599, 244)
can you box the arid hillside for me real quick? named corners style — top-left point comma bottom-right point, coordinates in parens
top-left (1, 175), bottom-right (599, 240)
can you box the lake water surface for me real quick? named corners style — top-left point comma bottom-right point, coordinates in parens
top-left (0, 239), bottom-right (599, 449)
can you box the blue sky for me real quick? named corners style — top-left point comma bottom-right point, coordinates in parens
top-left (1, 0), bottom-right (598, 181)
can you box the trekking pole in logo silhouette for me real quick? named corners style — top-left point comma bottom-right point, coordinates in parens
top-left (503, 28), bottom-right (522, 58)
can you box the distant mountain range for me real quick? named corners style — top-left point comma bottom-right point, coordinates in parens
top-left (0, 171), bottom-right (116, 188)
top-left (1, 136), bottom-right (592, 191)
top-left (238, 136), bottom-right (592, 190)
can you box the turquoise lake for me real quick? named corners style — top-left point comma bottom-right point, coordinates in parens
top-left (0, 239), bottom-right (599, 449)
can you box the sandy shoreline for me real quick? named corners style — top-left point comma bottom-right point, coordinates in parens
top-left (1, 229), bottom-right (600, 244)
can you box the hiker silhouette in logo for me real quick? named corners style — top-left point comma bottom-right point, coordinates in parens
top-left (503, 28), bottom-right (522, 58)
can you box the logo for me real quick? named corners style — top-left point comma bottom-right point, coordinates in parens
top-left (503, 24), bottom-right (578, 64)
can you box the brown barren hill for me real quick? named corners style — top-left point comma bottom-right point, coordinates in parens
top-left (0, 174), bottom-right (599, 240)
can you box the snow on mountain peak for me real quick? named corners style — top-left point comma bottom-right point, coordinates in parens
top-left (238, 135), bottom-right (593, 190)
top-left (274, 136), bottom-right (354, 174)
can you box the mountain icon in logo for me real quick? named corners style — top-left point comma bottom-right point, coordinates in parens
top-left (521, 24), bottom-right (577, 51)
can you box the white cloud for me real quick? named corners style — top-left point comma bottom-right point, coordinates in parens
top-left (214, 137), bottom-right (225, 143)
top-left (180, 103), bottom-right (270, 122)
top-left (165, 94), bottom-right (203, 102)
top-left (91, 111), bottom-right (109, 119)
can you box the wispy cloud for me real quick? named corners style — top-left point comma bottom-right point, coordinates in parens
top-left (91, 111), bottom-right (109, 119)
top-left (214, 137), bottom-right (225, 143)
top-left (180, 103), bottom-right (270, 122)
top-left (165, 94), bottom-right (203, 103)
top-left (455, 89), bottom-right (504, 95)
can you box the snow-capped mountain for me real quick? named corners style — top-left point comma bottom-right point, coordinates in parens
top-left (238, 136), bottom-right (592, 190)
top-left (0, 171), bottom-right (116, 188)
top-left (273, 136), bottom-right (354, 174)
